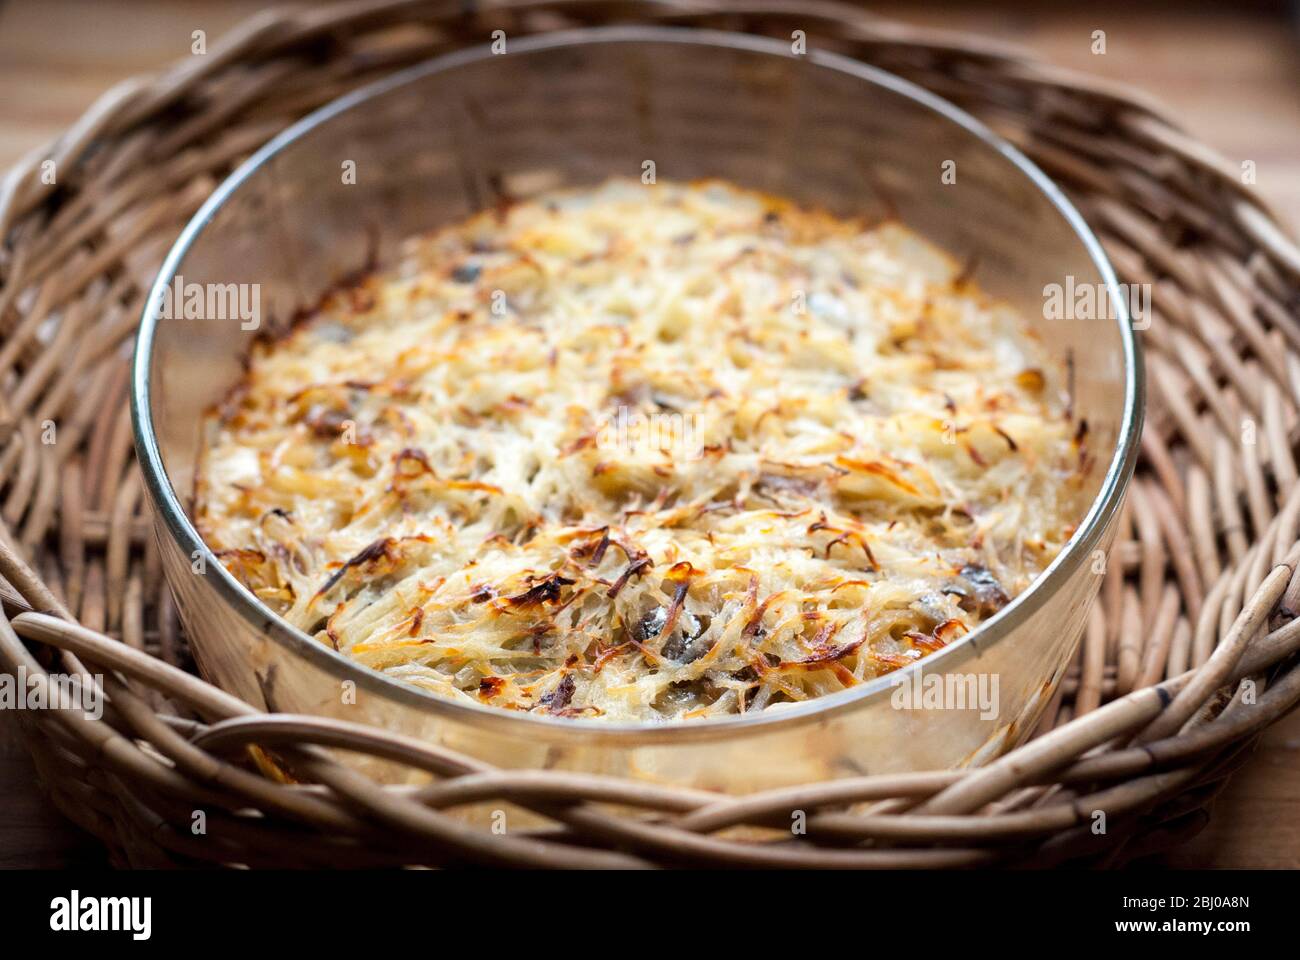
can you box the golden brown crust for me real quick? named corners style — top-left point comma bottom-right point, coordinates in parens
top-left (195, 179), bottom-right (1087, 722)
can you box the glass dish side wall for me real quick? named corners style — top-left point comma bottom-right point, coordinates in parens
top-left (136, 31), bottom-right (1139, 791)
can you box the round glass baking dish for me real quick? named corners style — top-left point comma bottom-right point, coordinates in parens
top-left (133, 26), bottom-right (1142, 792)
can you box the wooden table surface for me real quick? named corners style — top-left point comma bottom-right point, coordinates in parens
top-left (1, 0), bottom-right (1298, 869)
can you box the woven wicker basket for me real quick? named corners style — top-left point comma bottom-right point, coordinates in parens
top-left (2, 0), bottom-right (1298, 869)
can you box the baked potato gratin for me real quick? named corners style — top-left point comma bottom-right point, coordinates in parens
top-left (196, 178), bottom-right (1091, 723)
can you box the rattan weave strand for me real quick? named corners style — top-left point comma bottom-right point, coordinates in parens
top-left (2, 0), bottom-right (1299, 868)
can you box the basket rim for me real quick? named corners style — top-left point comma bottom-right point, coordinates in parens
top-left (131, 23), bottom-right (1144, 744)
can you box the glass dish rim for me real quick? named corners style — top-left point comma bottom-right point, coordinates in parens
top-left (131, 24), bottom-right (1145, 745)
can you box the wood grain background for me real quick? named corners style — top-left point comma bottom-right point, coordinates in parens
top-left (0, 0), bottom-right (1297, 869)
